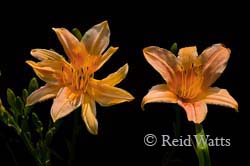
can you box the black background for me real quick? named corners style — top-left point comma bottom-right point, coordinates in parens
top-left (0, 3), bottom-right (246, 166)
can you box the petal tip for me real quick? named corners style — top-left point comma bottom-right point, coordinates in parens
top-left (25, 60), bottom-right (33, 65)
top-left (124, 63), bottom-right (129, 73)
top-left (52, 27), bottom-right (65, 34)
top-left (52, 27), bottom-right (57, 32)
top-left (214, 43), bottom-right (225, 48)
top-left (50, 108), bottom-right (58, 122)
top-left (26, 94), bottom-right (34, 106)
top-left (141, 102), bottom-right (145, 111)
top-left (143, 46), bottom-right (161, 53)
top-left (193, 120), bottom-right (202, 124)
top-left (234, 104), bottom-right (239, 112)
top-left (102, 20), bottom-right (108, 25)
top-left (89, 128), bottom-right (98, 135)
top-left (25, 101), bottom-right (32, 107)
top-left (85, 121), bottom-right (98, 135)
top-left (51, 112), bottom-right (57, 123)
top-left (141, 95), bottom-right (149, 111)
top-left (129, 95), bottom-right (135, 101)
top-left (143, 47), bottom-right (152, 54)
top-left (52, 27), bottom-right (58, 31)
top-left (97, 20), bottom-right (109, 30)
top-left (30, 49), bottom-right (37, 55)
top-left (125, 92), bottom-right (135, 102)
top-left (113, 46), bottom-right (119, 51)
top-left (187, 116), bottom-right (204, 124)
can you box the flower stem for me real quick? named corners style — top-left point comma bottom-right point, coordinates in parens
top-left (67, 111), bottom-right (79, 166)
top-left (175, 107), bottom-right (181, 138)
top-left (21, 132), bottom-right (43, 166)
top-left (194, 124), bottom-right (211, 166)
top-left (5, 141), bottom-right (18, 166)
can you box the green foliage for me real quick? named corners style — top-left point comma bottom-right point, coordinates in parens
top-left (28, 77), bottom-right (39, 94)
top-left (71, 28), bottom-right (83, 41)
top-left (7, 88), bottom-right (16, 110)
top-left (22, 89), bottom-right (29, 102)
top-left (16, 96), bottom-right (24, 113)
top-left (194, 124), bottom-right (211, 166)
top-left (0, 77), bottom-right (60, 166)
top-left (45, 126), bottom-right (56, 144)
top-left (170, 42), bottom-right (178, 54)
top-left (32, 112), bottom-right (43, 134)
top-left (0, 99), bottom-right (22, 134)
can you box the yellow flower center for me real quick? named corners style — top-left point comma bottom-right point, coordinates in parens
top-left (61, 65), bottom-right (93, 93)
top-left (175, 62), bottom-right (204, 100)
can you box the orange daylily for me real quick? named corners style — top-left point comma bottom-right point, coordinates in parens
top-left (142, 44), bottom-right (238, 123)
top-left (26, 21), bottom-right (134, 135)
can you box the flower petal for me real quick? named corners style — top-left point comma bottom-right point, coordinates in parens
top-left (143, 46), bottom-right (177, 83)
top-left (177, 100), bottom-right (208, 124)
top-left (100, 63), bottom-right (128, 86)
top-left (141, 84), bottom-right (178, 110)
top-left (26, 60), bottom-right (59, 84)
top-left (82, 95), bottom-right (98, 135)
top-left (202, 87), bottom-right (238, 111)
top-left (177, 46), bottom-right (198, 69)
top-left (88, 79), bottom-right (134, 106)
top-left (26, 84), bottom-right (60, 106)
top-left (81, 21), bottom-right (110, 55)
top-left (199, 44), bottom-right (231, 88)
top-left (30, 49), bottom-right (65, 61)
top-left (51, 87), bottom-right (82, 122)
top-left (94, 46), bottom-right (118, 72)
top-left (53, 28), bottom-right (87, 67)
top-left (26, 60), bottom-right (71, 85)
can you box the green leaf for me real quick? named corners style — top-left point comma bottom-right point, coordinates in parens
top-left (21, 115), bottom-right (29, 132)
top-left (25, 131), bottom-right (31, 141)
top-left (22, 89), bottom-right (29, 101)
top-left (23, 107), bottom-right (31, 117)
top-left (32, 112), bottom-right (43, 134)
top-left (45, 120), bottom-right (61, 144)
top-left (28, 77), bottom-right (39, 94)
top-left (36, 141), bottom-right (50, 164)
top-left (45, 127), bottom-right (56, 144)
top-left (45, 160), bottom-right (51, 166)
top-left (71, 28), bottom-right (82, 41)
top-left (170, 42), bottom-right (178, 54)
top-left (14, 123), bottom-right (22, 135)
top-left (0, 110), bottom-right (10, 124)
top-left (0, 110), bottom-right (22, 135)
top-left (7, 88), bottom-right (16, 108)
top-left (16, 96), bottom-right (24, 113)
top-left (0, 99), bottom-right (6, 112)
top-left (50, 149), bottom-right (63, 161)
top-left (36, 141), bottom-right (44, 157)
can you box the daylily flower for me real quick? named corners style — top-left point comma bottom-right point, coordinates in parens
top-left (142, 44), bottom-right (238, 123)
top-left (26, 21), bottom-right (134, 135)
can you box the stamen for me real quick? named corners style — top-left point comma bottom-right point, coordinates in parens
top-left (79, 76), bottom-right (84, 90)
top-left (186, 69), bottom-right (193, 98)
top-left (70, 67), bottom-right (91, 92)
top-left (183, 70), bottom-right (187, 97)
top-left (177, 63), bottom-right (204, 100)
top-left (181, 66), bottom-right (184, 97)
